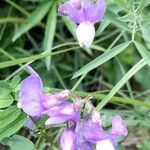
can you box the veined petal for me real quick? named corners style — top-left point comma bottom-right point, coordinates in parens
top-left (83, 125), bottom-right (113, 142)
top-left (45, 102), bottom-right (80, 125)
top-left (19, 67), bottom-right (45, 116)
top-left (84, 0), bottom-right (106, 23)
top-left (45, 115), bottom-right (67, 125)
top-left (43, 101), bottom-right (71, 116)
top-left (96, 139), bottom-right (115, 150)
top-left (60, 127), bottom-right (76, 150)
top-left (111, 115), bottom-right (128, 137)
top-left (45, 112), bottom-right (79, 125)
top-left (58, 0), bottom-right (106, 24)
top-left (42, 90), bottom-right (70, 109)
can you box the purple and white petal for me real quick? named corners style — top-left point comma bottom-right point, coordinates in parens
top-left (111, 115), bottom-right (128, 137)
top-left (60, 127), bottom-right (76, 150)
top-left (45, 115), bottom-right (67, 125)
top-left (18, 71), bottom-right (45, 116)
top-left (42, 90), bottom-right (70, 109)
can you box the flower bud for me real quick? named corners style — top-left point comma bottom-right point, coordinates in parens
top-left (76, 22), bottom-right (95, 48)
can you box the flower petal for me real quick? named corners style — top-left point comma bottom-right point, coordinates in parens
top-left (84, 0), bottom-right (106, 23)
top-left (19, 67), bottom-right (45, 116)
top-left (76, 22), bottom-right (95, 48)
top-left (111, 115), bottom-right (128, 137)
top-left (96, 139), bottom-right (115, 150)
top-left (43, 90), bottom-right (70, 109)
top-left (59, 2), bottom-right (86, 23)
top-left (60, 127), bottom-right (75, 150)
top-left (45, 115), bottom-right (67, 125)
top-left (77, 142), bottom-right (93, 150)
top-left (45, 102), bottom-right (80, 125)
top-left (58, 0), bottom-right (106, 24)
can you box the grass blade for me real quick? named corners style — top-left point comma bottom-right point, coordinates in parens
top-left (72, 42), bottom-right (131, 79)
top-left (43, 2), bottom-right (57, 71)
top-left (134, 41), bottom-right (150, 67)
top-left (12, 1), bottom-right (51, 41)
top-left (96, 59), bottom-right (146, 110)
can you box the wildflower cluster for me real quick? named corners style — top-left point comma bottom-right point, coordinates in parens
top-left (58, 0), bottom-right (106, 48)
top-left (17, 67), bottom-right (128, 150)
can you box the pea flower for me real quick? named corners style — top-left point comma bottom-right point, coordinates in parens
top-left (60, 109), bottom-right (128, 150)
top-left (17, 66), bottom-right (70, 117)
top-left (44, 101), bottom-right (81, 125)
top-left (58, 0), bottom-right (106, 48)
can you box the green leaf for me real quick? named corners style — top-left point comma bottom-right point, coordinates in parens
top-left (96, 59), bottom-right (146, 110)
top-left (0, 93), bottom-right (14, 108)
top-left (72, 42), bottom-right (131, 79)
top-left (43, 2), bottom-right (57, 71)
top-left (62, 16), bottom-right (77, 39)
top-left (96, 19), bottom-right (110, 36)
top-left (138, 0), bottom-right (148, 13)
top-left (134, 41), bottom-right (150, 67)
top-left (11, 75), bottom-right (21, 89)
top-left (105, 9), bottom-right (130, 31)
top-left (0, 106), bottom-right (20, 129)
top-left (0, 112), bottom-right (26, 140)
top-left (1, 135), bottom-right (34, 150)
top-left (114, 0), bottom-right (128, 10)
top-left (0, 81), bottom-right (11, 93)
top-left (135, 66), bottom-right (150, 89)
top-left (12, 1), bottom-right (51, 41)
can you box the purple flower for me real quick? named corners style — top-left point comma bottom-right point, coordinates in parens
top-left (17, 66), bottom-right (46, 117)
top-left (58, 0), bottom-right (106, 48)
top-left (45, 101), bottom-right (80, 125)
top-left (82, 112), bottom-right (128, 149)
top-left (60, 127), bottom-right (76, 150)
top-left (59, 109), bottom-right (128, 150)
top-left (17, 66), bottom-right (70, 117)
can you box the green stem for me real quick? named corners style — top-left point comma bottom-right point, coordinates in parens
top-left (34, 134), bottom-right (43, 150)
top-left (0, 17), bottom-right (24, 24)
top-left (4, 0), bottom-right (29, 16)
top-left (0, 46), bottom-right (79, 69)
top-left (48, 88), bottom-right (150, 109)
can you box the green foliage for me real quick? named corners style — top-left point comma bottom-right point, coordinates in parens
top-left (1, 135), bottom-right (34, 150)
top-left (0, 0), bottom-right (150, 149)
top-left (0, 111), bottom-right (26, 140)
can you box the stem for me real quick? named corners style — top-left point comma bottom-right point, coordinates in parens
top-left (4, 0), bottom-right (29, 16)
top-left (34, 134), bottom-right (43, 150)
top-left (48, 88), bottom-right (150, 109)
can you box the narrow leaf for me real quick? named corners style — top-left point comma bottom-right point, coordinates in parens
top-left (134, 41), bottom-right (150, 67)
top-left (13, 1), bottom-right (51, 41)
top-left (105, 9), bottom-right (130, 31)
top-left (43, 3), bottom-right (57, 71)
top-left (62, 16), bottom-right (77, 39)
top-left (72, 42), bottom-right (130, 79)
top-left (97, 59), bottom-right (146, 110)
